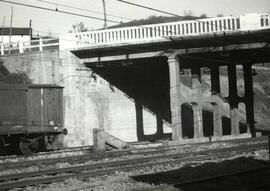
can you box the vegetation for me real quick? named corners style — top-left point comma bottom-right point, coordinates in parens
top-left (69, 22), bottom-right (88, 33)
top-left (108, 13), bottom-right (207, 29)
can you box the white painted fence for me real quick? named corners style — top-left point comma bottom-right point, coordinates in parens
top-left (0, 38), bottom-right (59, 56)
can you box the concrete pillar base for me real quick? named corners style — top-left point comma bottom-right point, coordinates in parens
top-left (93, 128), bottom-right (129, 152)
top-left (163, 133), bottom-right (252, 146)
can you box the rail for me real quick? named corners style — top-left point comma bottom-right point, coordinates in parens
top-left (0, 138), bottom-right (267, 189)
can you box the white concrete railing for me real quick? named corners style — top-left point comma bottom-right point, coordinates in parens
top-left (1, 12), bottom-right (270, 55)
top-left (59, 12), bottom-right (270, 50)
top-left (60, 15), bottom-right (242, 50)
top-left (0, 38), bottom-right (59, 56)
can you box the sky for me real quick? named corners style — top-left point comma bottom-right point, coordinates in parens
top-left (0, 0), bottom-right (269, 37)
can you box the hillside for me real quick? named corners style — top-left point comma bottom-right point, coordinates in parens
top-left (107, 15), bottom-right (201, 29)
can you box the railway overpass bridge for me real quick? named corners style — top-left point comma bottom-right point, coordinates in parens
top-left (1, 12), bottom-right (270, 143)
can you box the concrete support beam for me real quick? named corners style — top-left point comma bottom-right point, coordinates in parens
top-left (230, 106), bottom-right (240, 135)
top-left (243, 64), bottom-right (255, 137)
top-left (211, 65), bottom-right (221, 94)
top-left (191, 66), bottom-right (204, 138)
top-left (156, 113), bottom-right (164, 136)
top-left (193, 103), bottom-right (204, 138)
top-left (211, 65), bottom-right (222, 137)
top-left (212, 103), bottom-right (223, 137)
top-left (135, 98), bottom-right (144, 141)
top-left (93, 128), bottom-right (129, 152)
top-left (191, 66), bottom-right (202, 96)
top-left (228, 65), bottom-right (240, 136)
top-left (135, 97), bottom-right (170, 142)
top-left (168, 55), bottom-right (182, 141)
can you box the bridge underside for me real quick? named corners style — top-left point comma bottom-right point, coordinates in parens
top-left (73, 29), bottom-right (270, 142)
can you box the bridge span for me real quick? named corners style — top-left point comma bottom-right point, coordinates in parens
top-left (1, 12), bottom-right (270, 144)
top-left (70, 12), bottom-right (270, 143)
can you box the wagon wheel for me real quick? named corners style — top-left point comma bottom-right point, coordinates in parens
top-left (19, 138), bottom-right (45, 155)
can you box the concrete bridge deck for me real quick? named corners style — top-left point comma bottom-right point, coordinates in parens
top-left (1, 12), bottom-right (270, 144)
top-left (72, 28), bottom-right (270, 142)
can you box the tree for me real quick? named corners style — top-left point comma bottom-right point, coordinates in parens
top-left (199, 14), bottom-right (208, 19)
top-left (217, 14), bottom-right (224, 17)
top-left (69, 22), bottom-right (88, 33)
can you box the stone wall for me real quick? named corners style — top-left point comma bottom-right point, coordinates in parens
top-left (0, 50), bottom-right (170, 147)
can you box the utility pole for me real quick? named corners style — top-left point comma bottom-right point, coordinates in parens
top-left (102, 0), bottom-right (107, 29)
top-left (9, 7), bottom-right (13, 45)
top-left (9, 7), bottom-right (13, 54)
top-left (29, 19), bottom-right (32, 52)
top-left (29, 19), bottom-right (32, 38)
top-left (1, 16), bottom-right (5, 43)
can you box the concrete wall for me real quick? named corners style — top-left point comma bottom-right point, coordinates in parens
top-left (0, 50), bottom-right (170, 147)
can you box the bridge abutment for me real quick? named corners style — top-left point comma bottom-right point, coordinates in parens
top-left (167, 55), bottom-right (254, 143)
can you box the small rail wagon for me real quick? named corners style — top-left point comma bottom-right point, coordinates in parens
top-left (0, 84), bottom-right (67, 155)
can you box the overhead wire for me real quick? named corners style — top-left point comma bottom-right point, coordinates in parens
top-left (0, 0), bottom-right (268, 70)
top-left (114, 0), bottom-right (237, 31)
top-left (35, 0), bottom-right (132, 21)
top-left (1, 0), bottom-right (268, 51)
top-left (0, 0), bottom-right (122, 24)
top-left (114, 0), bottom-right (270, 40)
top-left (0, 0), bottom-right (240, 43)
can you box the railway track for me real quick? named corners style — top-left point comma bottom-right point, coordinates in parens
top-left (0, 136), bottom-right (267, 170)
top-left (0, 137), bottom-right (268, 189)
top-left (0, 145), bottom-right (92, 161)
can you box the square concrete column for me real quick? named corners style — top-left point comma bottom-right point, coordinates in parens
top-left (191, 66), bottom-right (204, 138)
top-left (230, 106), bottom-right (240, 135)
top-left (156, 113), bottom-right (164, 136)
top-left (168, 56), bottom-right (182, 141)
top-left (211, 65), bottom-right (222, 137)
top-left (243, 64), bottom-right (255, 137)
top-left (213, 103), bottom-right (223, 137)
top-left (193, 103), bottom-right (204, 138)
top-left (135, 98), bottom-right (144, 141)
top-left (228, 65), bottom-right (240, 136)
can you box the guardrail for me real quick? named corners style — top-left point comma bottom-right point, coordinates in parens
top-left (0, 38), bottom-right (59, 56)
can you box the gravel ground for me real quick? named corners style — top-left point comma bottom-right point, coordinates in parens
top-left (7, 148), bottom-right (268, 191)
top-left (1, 139), bottom-right (266, 177)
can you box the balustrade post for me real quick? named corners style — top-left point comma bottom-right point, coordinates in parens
top-left (39, 38), bottom-right (43, 51)
top-left (19, 40), bottom-right (23, 53)
top-left (0, 44), bottom-right (3, 55)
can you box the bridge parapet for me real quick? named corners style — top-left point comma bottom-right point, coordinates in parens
top-left (60, 15), bottom-right (241, 50)
top-left (59, 12), bottom-right (269, 50)
top-left (1, 12), bottom-right (269, 56)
